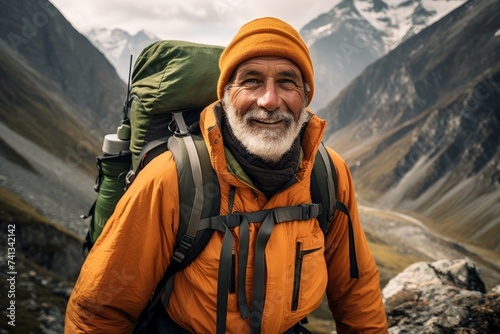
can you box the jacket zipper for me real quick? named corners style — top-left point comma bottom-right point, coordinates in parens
top-left (230, 249), bottom-right (236, 294)
top-left (292, 242), bottom-right (321, 311)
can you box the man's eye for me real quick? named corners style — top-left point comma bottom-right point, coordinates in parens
top-left (241, 78), bottom-right (261, 87)
top-left (278, 79), bottom-right (297, 89)
top-left (244, 78), bottom-right (260, 84)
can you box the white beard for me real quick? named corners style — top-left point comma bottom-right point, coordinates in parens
top-left (223, 91), bottom-right (310, 162)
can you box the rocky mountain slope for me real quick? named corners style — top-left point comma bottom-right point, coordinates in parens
top-left (0, 121), bottom-right (95, 237)
top-left (301, 0), bottom-right (467, 110)
top-left (0, 0), bottom-right (126, 223)
top-left (322, 0), bottom-right (500, 250)
top-left (85, 28), bottom-right (159, 82)
top-left (0, 40), bottom-right (97, 177)
top-left (0, 187), bottom-right (82, 334)
top-left (0, 3), bottom-right (125, 330)
top-left (0, 0), bottom-right (126, 150)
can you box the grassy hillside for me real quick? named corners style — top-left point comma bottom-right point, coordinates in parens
top-left (0, 42), bottom-right (101, 177)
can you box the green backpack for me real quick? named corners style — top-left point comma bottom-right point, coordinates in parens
top-left (82, 40), bottom-right (224, 250)
top-left (81, 40), bottom-right (358, 334)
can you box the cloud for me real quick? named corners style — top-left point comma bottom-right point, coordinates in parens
top-left (51, 0), bottom-right (339, 46)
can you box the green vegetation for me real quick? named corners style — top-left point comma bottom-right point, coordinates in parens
top-left (0, 187), bottom-right (48, 224)
top-left (369, 240), bottom-right (430, 288)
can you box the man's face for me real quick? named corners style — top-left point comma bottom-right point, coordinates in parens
top-left (223, 56), bottom-right (309, 162)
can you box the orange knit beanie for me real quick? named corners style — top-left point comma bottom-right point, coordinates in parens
top-left (217, 17), bottom-right (314, 105)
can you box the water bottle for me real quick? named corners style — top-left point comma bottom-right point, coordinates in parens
top-left (90, 122), bottom-right (132, 244)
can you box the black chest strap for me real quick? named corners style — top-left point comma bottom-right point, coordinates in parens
top-left (162, 203), bottom-right (322, 334)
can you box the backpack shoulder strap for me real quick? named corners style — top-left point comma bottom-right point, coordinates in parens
top-left (133, 118), bottom-right (219, 334)
top-left (154, 129), bottom-right (219, 294)
top-left (169, 112), bottom-right (219, 265)
top-left (311, 142), bottom-right (359, 279)
top-left (168, 131), bottom-right (219, 265)
top-left (311, 142), bottom-right (338, 234)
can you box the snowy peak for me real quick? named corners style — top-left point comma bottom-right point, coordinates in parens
top-left (363, 0), bottom-right (467, 50)
top-left (87, 28), bottom-right (129, 59)
top-left (300, 0), bottom-right (467, 109)
top-left (85, 28), bottom-right (159, 82)
top-left (303, 0), bottom-right (467, 52)
top-left (322, 0), bottom-right (500, 250)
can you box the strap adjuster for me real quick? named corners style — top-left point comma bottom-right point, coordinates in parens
top-left (300, 203), bottom-right (322, 220)
top-left (172, 234), bottom-right (195, 263)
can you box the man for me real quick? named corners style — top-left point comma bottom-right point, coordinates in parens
top-left (65, 17), bottom-right (388, 333)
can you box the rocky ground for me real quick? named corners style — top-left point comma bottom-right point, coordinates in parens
top-left (0, 122), bottom-right (96, 239)
top-left (0, 253), bottom-right (74, 334)
top-left (383, 259), bottom-right (500, 333)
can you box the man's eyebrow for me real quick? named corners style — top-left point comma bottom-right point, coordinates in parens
top-left (277, 70), bottom-right (301, 80)
top-left (238, 69), bottom-right (301, 80)
top-left (238, 69), bottom-right (262, 77)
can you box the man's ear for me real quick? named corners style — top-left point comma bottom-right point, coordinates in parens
top-left (304, 82), bottom-right (311, 106)
top-left (221, 83), bottom-right (233, 107)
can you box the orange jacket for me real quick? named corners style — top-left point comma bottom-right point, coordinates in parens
top-left (65, 103), bottom-right (387, 333)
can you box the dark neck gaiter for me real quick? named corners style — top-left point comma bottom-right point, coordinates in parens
top-left (222, 115), bottom-right (301, 198)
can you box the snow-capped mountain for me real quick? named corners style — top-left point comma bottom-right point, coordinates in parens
top-left (301, 0), bottom-right (468, 110)
top-left (86, 28), bottom-right (159, 82)
top-left (321, 0), bottom-right (500, 250)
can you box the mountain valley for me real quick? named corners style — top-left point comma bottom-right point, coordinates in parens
top-left (0, 0), bottom-right (498, 332)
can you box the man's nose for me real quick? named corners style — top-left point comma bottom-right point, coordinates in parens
top-left (257, 83), bottom-right (280, 111)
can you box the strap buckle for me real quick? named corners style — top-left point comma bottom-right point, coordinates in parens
top-left (300, 203), bottom-right (322, 220)
top-left (172, 234), bottom-right (195, 263)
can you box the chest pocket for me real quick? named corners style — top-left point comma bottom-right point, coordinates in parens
top-left (292, 241), bottom-right (323, 311)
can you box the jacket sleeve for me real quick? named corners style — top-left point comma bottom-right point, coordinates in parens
top-left (324, 148), bottom-right (388, 333)
top-left (65, 152), bottom-right (180, 333)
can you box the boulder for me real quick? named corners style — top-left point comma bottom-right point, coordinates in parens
top-left (383, 258), bottom-right (500, 333)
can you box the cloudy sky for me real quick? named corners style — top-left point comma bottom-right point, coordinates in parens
top-left (51, 0), bottom-right (339, 46)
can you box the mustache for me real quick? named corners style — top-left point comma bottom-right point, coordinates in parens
top-left (243, 108), bottom-right (294, 123)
